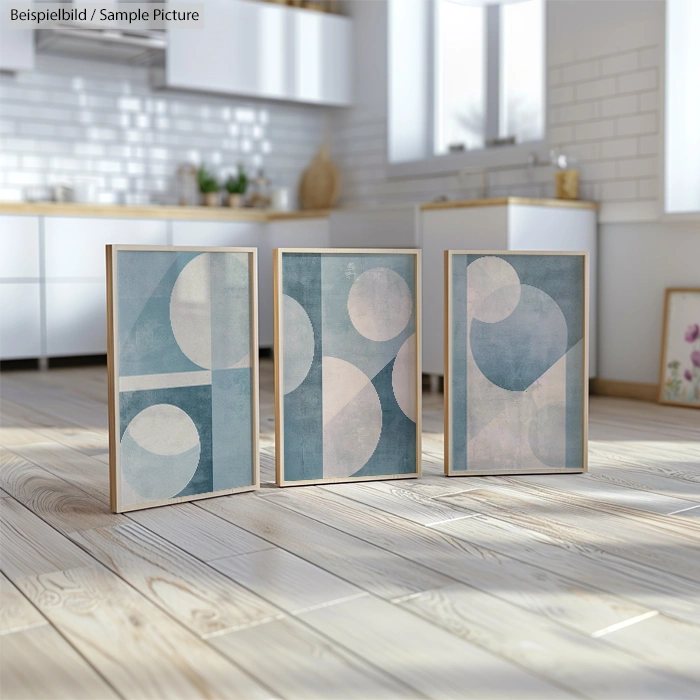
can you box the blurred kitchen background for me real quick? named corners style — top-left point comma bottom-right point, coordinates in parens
top-left (0, 0), bottom-right (698, 398)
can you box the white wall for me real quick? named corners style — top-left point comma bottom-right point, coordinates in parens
top-left (599, 221), bottom-right (700, 384)
top-left (332, 0), bottom-right (700, 387)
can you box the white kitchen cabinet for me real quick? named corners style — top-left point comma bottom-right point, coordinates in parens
top-left (166, 0), bottom-right (351, 106)
top-left (45, 281), bottom-right (107, 357)
top-left (0, 283), bottom-right (41, 359)
top-left (40, 215), bottom-right (167, 357)
top-left (1, 211), bottom-right (330, 359)
top-left (0, 215), bottom-right (42, 360)
top-left (44, 217), bottom-right (168, 279)
top-left (329, 206), bottom-right (418, 248)
top-left (0, 0), bottom-right (34, 72)
top-left (292, 10), bottom-right (352, 105)
top-left (170, 220), bottom-right (263, 247)
top-left (420, 201), bottom-right (598, 377)
top-left (0, 216), bottom-right (40, 278)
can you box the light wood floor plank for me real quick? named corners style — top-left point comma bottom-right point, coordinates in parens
top-left (2, 364), bottom-right (699, 699)
top-left (0, 497), bottom-right (95, 579)
top-left (211, 616), bottom-right (421, 699)
top-left (298, 595), bottom-right (574, 699)
top-left (128, 501), bottom-right (276, 562)
top-left (15, 565), bottom-right (274, 699)
top-left (436, 486), bottom-right (700, 582)
top-left (261, 488), bottom-right (663, 636)
top-left (0, 385), bottom-right (108, 432)
top-left (499, 473), bottom-right (699, 515)
top-left (583, 468), bottom-right (700, 504)
top-left (211, 547), bottom-right (365, 614)
top-left (433, 512), bottom-right (700, 625)
top-left (0, 624), bottom-right (118, 700)
top-left (0, 449), bottom-right (121, 534)
top-left (1, 439), bottom-right (110, 503)
top-left (70, 522), bottom-right (284, 638)
top-left (321, 481), bottom-right (473, 526)
top-left (199, 492), bottom-right (454, 601)
top-left (0, 572), bottom-right (47, 636)
top-left (402, 584), bottom-right (699, 699)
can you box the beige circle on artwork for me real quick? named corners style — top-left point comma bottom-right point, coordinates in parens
top-left (170, 252), bottom-right (250, 370)
top-left (322, 357), bottom-right (382, 478)
top-left (120, 404), bottom-right (201, 502)
top-left (467, 256), bottom-right (521, 323)
top-left (392, 333), bottom-right (416, 422)
top-left (347, 267), bottom-right (412, 342)
top-left (282, 294), bottom-right (315, 394)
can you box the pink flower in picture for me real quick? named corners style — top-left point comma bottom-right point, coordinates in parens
top-left (685, 369), bottom-right (693, 382)
top-left (692, 350), bottom-right (700, 368)
top-left (685, 323), bottom-right (700, 343)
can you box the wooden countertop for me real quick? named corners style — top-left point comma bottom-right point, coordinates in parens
top-left (420, 197), bottom-right (598, 212)
top-left (0, 197), bottom-right (598, 220)
top-left (0, 201), bottom-right (332, 222)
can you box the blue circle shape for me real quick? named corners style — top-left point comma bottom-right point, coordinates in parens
top-left (470, 285), bottom-right (568, 392)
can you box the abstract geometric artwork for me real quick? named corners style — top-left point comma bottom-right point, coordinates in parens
top-left (274, 248), bottom-right (421, 486)
top-left (107, 246), bottom-right (259, 512)
top-left (445, 251), bottom-right (588, 475)
top-left (659, 288), bottom-right (700, 408)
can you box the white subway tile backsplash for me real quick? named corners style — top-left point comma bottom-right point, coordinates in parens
top-left (637, 134), bottom-right (659, 156)
top-left (600, 51), bottom-right (638, 76)
top-left (574, 77), bottom-right (616, 102)
top-left (600, 137), bottom-right (637, 159)
top-left (554, 102), bottom-right (598, 124)
top-left (616, 113), bottom-right (657, 137)
top-left (617, 69), bottom-right (657, 94)
top-left (599, 94), bottom-right (638, 118)
top-left (600, 180), bottom-right (637, 200)
top-left (548, 125), bottom-right (574, 145)
top-left (638, 46), bottom-right (660, 69)
top-left (638, 91), bottom-right (658, 113)
top-left (580, 161), bottom-right (617, 181)
top-left (574, 119), bottom-right (615, 142)
top-left (617, 156), bottom-right (658, 179)
top-left (549, 85), bottom-right (574, 106)
top-left (561, 59), bottom-right (599, 84)
top-left (637, 178), bottom-right (658, 199)
top-left (0, 55), bottom-right (324, 204)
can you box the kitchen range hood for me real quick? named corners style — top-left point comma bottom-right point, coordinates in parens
top-left (36, 1), bottom-right (166, 64)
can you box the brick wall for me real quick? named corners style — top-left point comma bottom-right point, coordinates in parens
top-left (0, 54), bottom-right (327, 205)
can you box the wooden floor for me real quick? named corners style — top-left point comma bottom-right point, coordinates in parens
top-left (1, 361), bottom-right (700, 700)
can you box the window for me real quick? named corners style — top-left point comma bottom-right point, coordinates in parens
top-left (389, 0), bottom-right (546, 172)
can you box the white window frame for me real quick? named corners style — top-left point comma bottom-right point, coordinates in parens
top-left (387, 0), bottom-right (548, 179)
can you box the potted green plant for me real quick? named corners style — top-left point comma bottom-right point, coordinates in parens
top-left (197, 165), bottom-right (220, 206)
top-left (225, 165), bottom-right (248, 208)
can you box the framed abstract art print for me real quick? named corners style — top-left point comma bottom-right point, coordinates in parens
top-left (445, 251), bottom-right (588, 476)
top-left (274, 248), bottom-right (422, 486)
top-left (659, 288), bottom-right (700, 408)
top-left (107, 246), bottom-right (259, 513)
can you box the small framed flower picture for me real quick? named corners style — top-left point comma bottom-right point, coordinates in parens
top-left (659, 288), bottom-right (700, 408)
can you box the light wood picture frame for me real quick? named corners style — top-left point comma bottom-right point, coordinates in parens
top-left (274, 248), bottom-right (422, 487)
top-left (107, 245), bottom-right (260, 513)
top-left (658, 287), bottom-right (700, 408)
top-left (444, 250), bottom-right (589, 476)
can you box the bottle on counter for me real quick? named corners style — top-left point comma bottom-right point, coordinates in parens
top-left (247, 169), bottom-right (272, 209)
